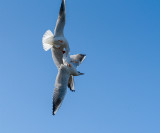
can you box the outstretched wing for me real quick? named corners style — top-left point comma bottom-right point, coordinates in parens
top-left (68, 75), bottom-right (75, 92)
top-left (53, 86), bottom-right (66, 115)
top-left (53, 65), bottom-right (70, 115)
top-left (70, 54), bottom-right (86, 68)
top-left (68, 54), bottom-right (86, 92)
top-left (51, 47), bottom-right (63, 68)
top-left (54, 0), bottom-right (65, 36)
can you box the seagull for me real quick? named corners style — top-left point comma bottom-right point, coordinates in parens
top-left (68, 54), bottom-right (86, 91)
top-left (42, 0), bottom-right (69, 55)
top-left (53, 53), bottom-right (84, 115)
top-left (42, 0), bottom-right (86, 91)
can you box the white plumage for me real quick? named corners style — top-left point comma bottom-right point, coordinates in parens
top-left (53, 54), bottom-right (84, 115)
top-left (42, 0), bottom-right (86, 115)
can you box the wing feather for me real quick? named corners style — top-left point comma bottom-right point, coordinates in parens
top-left (68, 75), bottom-right (75, 92)
top-left (70, 54), bottom-right (86, 68)
top-left (53, 65), bottom-right (70, 115)
top-left (54, 0), bottom-right (65, 36)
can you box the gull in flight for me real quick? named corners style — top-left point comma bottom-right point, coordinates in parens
top-left (53, 53), bottom-right (84, 115)
top-left (42, 0), bottom-right (86, 91)
top-left (42, 0), bottom-right (69, 55)
top-left (42, 0), bottom-right (86, 115)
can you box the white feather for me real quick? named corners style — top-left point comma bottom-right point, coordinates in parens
top-left (42, 30), bottom-right (54, 51)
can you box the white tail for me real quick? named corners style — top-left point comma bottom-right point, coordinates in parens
top-left (42, 30), bottom-right (54, 51)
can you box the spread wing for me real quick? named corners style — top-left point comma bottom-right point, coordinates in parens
top-left (51, 47), bottom-right (63, 68)
top-left (53, 65), bottom-right (70, 115)
top-left (68, 75), bottom-right (75, 92)
top-left (54, 0), bottom-right (65, 36)
top-left (70, 54), bottom-right (86, 68)
top-left (68, 54), bottom-right (86, 92)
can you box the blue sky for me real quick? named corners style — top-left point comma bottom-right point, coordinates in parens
top-left (0, 0), bottom-right (160, 133)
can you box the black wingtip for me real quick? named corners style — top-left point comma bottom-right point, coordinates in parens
top-left (52, 107), bottom-right (56, 116)
top-left (68, 83), bottom-right (71, 90)
top-left (80, 54), bottom-right (86, 57)
top-left (68, 85), bottom-right (75, 92)
top-left (79, 54), bottom-right (86, 62)
top-left (52, 98), bottom-right (62, 116)
top-left (78, 72), bottom-right (85, 75)
top-left (52, 107), bottom-right (55, 115)
top-left (59, 0), bottom-right (65, 16)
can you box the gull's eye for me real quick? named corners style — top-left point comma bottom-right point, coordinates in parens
top-left (58, 40), bottom-right (63, 43)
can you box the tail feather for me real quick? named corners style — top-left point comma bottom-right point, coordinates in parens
top-left (42, 30), bottom-right (54, 51)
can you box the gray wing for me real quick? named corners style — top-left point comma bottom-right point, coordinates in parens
top-left (68, 54), bottom-right (86, 92)
top-left (51, 47), bottom-right (63, 68)
top-left (68, 75), bottom-right (75, 92)
top-left (54, 0), bottom-right (65, 36)
top-left (70, 54), bottom-right (86, 68)
top-left (53, 65), bottom-right (70, 115)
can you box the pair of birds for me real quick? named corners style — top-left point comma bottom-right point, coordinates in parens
top-left (42, 0), bottom-right (86, 115)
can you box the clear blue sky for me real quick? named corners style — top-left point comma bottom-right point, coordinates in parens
top-left (0, 0), bottom-right (160, 133)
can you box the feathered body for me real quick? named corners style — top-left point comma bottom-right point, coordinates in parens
top-left (42, 0), bottom-right (86, 115)
top-left (53, 62), bottom-right (83, 115)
